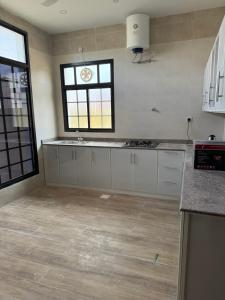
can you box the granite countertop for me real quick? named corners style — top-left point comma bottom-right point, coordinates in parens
top-left (180, 145), bottom-right (225, 217)
top-left (42, 139), bottom-right (187, 151)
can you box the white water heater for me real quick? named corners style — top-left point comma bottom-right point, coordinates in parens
top-left (126, 14), bottom-right (150, 53)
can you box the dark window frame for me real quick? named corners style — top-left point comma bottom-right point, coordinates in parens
top-left (60, 59), bottom-right (115, 132)
top-left (0, 20), bottom-right (39, 190)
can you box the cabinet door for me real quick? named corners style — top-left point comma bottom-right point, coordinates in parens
top-left (89, 148), bottom-right (111, 189)
top-left (58, 146), bottom-right (77, 186)
top-left (215, 17), bottom-right (225, 111)
top-left (76, 147), bottom-right (91, 187)
top-left (133, 150), bottom-right (157, 194)
top-left (209, 38), bottom-right (219, 109)
top-left (202, 55), bottom-right (212, 111)
top-left (43, 145), bottom-right (59, 185)
top-left (111, 149), bottom-right (133, 191)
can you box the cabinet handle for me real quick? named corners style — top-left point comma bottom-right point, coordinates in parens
top-left (133, 153), bottom-right (137, 164)
top-left (164, 151), bottom-right (179, 156)
top-left (164, 166), bottom-right (179, 170)
top-left (72, 149), bottom-right (76, 160)
top-left (55, 148), bottom-right (58, 160)
top-left (216, 71), bottom-right (224, 101)
top-left (91, 151), bottom-right (95, 165)
top-left (74, 150), bottom-right (77, 160)
top-left (130, 153), bottom-right (133, 164)
top-left (163, 181), bottom-right (177, 185)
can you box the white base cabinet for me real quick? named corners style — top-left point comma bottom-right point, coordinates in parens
top-left (43, 145), bottom-right (59, 185)
top-left (111, 149), bottom-right (158, 194)
top-left (111, 149), bottom-right (134, 191)
top-left (158, 150), bottom-right (184, 196)
top-left (89, 148), bottom-right (111, 189)
top-left (43, 145), bottom-right (184, 198)
top-left (58, 146), bottom-right (77, 186)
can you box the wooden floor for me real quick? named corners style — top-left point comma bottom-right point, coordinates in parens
top-left (0, 187), bottom-right (180, 300)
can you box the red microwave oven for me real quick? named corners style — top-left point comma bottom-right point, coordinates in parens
top-left (194, 141), bottom-right (225, 171)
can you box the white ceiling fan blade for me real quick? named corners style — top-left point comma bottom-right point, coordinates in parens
top-left (41, 0), bottom-right (59, 7)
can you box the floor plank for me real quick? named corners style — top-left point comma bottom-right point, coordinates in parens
top-left (0, 186), bottom-right (180, 300)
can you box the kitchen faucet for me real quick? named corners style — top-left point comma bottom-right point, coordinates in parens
top-left (75, 131), bottom-right (84, 142)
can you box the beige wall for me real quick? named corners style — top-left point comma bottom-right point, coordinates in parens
top-left (0, 8), bottom-right (57, 206)
top-left (52, 7), bottom-right (225, 140)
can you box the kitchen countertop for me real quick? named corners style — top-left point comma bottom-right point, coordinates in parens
top-left (42, 139), bottom-right (187, 151)
top-left (180, 146), bottom-right (225, 217)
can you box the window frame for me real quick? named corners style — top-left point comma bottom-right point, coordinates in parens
top-left (60, 59), bottom-right (115, 132)
top-left (0, 20), bottom-right (39, 190)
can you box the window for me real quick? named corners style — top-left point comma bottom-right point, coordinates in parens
top-left (0, 20), bottom-right (38, 189)
top-left (60, 59), bottom-right (115, 132)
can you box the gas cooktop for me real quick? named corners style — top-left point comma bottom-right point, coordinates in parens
top-left (124, 140), bottom-right (159, 148)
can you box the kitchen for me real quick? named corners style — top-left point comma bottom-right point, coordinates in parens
top-left (0, 1), bottom-right (225, 299)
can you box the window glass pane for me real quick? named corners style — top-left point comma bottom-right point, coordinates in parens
top-left (66, 90), bottom-right (77, 102)
top-left (0, 167), bottom-right (10, 184)
top-left (9, 148), bottom-right (20, 164)
top-left (102, 116), bottom-right (112, 129)
top-left (10, 163), bottom-right (22, 179)
top-left (0, 151), bottom-right (7, 168)
top-left (68, 117), bottom-right (78, 129)
top-left (1, 81), bottom-right (13, 98)
top-left (20, 131), bottom-right (31, 146)
top-left (0, 134), bottom-right (6, 150)
top-left (7, 132), bottom-right (19, 148)
top-left (102, 102), bottom-right (111, 116)
top-left (64, 67), bottom-right (75, 85)
top-left (0, 25), bottom-right (26, 63)
top-left (76, 65), bottom-right (98, 85)
top-left (0, 117), bottom-right (4, 133)
top-left (89, 89), bottom-right (101, 102)
top-left (99, 64), bottom-right (111, 83)
top-left (67, 103), bottom-right (78, 116)
top-left (90, 116), bottom-right (102, 129)
top-left (101, 88), bottom-right (111, 101)
top-left (78, 103), bottom-right (87, 116)
top-left (77, 90), bottom-right (87, 102)
top-left (79, 117), bottom-right (88, 128)
top-left (0, 64), bottom-right (12, 81)
top-left (5, 116), bottom-right (17, 132)
top-left (23, 160), bottom-right (33, 175)
top-left (22, 145), bottom-right (32, 161)
top-left (90, 102), bottom-right (101, 116)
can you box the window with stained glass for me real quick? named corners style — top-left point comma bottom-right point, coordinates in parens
top-left (0, 21), bottom-right (38, 189)
top-left (60, 60), bottom-right (114, 132)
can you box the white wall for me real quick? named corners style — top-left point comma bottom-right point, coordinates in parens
top-left (53, 37), bottom-right (225, 140)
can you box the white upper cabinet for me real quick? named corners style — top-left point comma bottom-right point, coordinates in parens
top-left (203, 16), bottom-right (225, 113)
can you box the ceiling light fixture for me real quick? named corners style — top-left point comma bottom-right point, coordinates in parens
top-left (59, 9), bottom-right (68, 14)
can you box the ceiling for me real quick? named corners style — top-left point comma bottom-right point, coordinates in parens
top-left (0, 0), bottom-right (225, 34)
